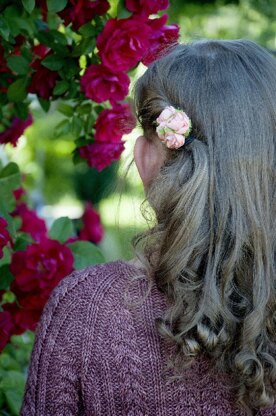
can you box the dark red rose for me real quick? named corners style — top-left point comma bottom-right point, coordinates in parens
top-left (12, 203), bottom-right (47, 242)
top-left (125, 0), bottom-right (169, 15)
top-left (95, 103), bottom-right (136, 143)
top-left (97, 16), bottom-right (151, 72)
top-left (0, 217), bottom-right (10, 258)
top-left (29, 47), bottom-right (59, 100)
top-left (13, 187), bottom-right (25, 202)
top-left (10, 239), bottom-right (74, 294)
top-left (80, 142), bottom-right (125, 171)
top-left (59, 0), bottom-right (110, 30)
top-left (36, 0), bottom-right (48, 20)
top-left (80, 64), bottom-right (130, 104)
top-left (29, 61), bottom-right (59, 100)
top-left (142, 15), bottom-right (179, 66)
top-left (0, 44), bottom-right (8, 73)
top-left (79, 203), bottom-right (104, 243)
top-left (2, 298), bottom-right (44, 335)
top-left (0, 311), bottom-right (14, 352)
top-left (0, 115), bottom-right (32, 147)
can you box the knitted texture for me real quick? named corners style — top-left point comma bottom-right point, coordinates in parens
top-left (20, 260), bottom-right (276, 415)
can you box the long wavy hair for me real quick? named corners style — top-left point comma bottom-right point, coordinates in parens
top-left (133, 39), bottom-right (276, 414)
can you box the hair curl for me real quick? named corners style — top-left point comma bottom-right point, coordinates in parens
top-left (133, 39), bottom-right (276, 414)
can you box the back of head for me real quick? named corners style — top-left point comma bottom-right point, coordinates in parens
top-left (134, 39), bottom-right (276, 414)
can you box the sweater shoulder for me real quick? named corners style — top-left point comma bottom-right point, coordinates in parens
top-left (51, 259), bottom-right (147, 310)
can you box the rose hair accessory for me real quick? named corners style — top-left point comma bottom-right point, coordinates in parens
top-left (156, 106), bottom-right (194, 149)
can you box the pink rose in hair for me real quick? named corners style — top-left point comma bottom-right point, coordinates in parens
top-left (156, 106), bottom-right (192, 149)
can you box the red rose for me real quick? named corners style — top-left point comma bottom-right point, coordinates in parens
top-left (13, 187), bottom-right (25, 201)
top-left (59, 0), bottom-right (110, 30)
top-left (36, 0), bottom-right (48, 20)
top-left (0, 217), bottom-right (10, 258)
top-left (0, 311), bottom-right (14, 352)
top-left (29, 48), bottom-right (59, 100)
top-left (80, 64), bottom-right (130, 104)
top-left (12, 203), bottom-right (47, 242)
top-left (0, 44), bottom-right (8, 73)
top-left (2, 300), bottom-right (43, 335)
top-left (125, 0), bottom-right (169, 15)
top-left (80, 142), bottom-right (125, 171)
top-left (29, 61), bottom-right (59, 100)
top-left (97, 16), bottom-right (151, 72)
top-left (142, 15), bottom-right (179, 66)
top-left (10, 239), bottom-right (74, 294)
top-left (0, 115), bottom-right (32, 147)
top-left (95, 103), bottom-right (136, 143)
top-left (79, 203), bottom-right (104, 243)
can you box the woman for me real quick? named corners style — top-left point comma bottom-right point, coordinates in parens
top-left (21, 39), bottom-right (276, 415)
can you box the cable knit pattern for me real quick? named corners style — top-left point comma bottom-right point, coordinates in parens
top-left (20, 260), bottom-right (276, 415)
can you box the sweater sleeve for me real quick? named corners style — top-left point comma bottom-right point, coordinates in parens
top-left (20, 270), bottom-right (88, 416)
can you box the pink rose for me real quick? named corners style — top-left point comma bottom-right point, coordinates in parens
top-left (10, 239), bottom-right (74, 294)
top-left (97, 16), bottom-right (151, 72)
top-left (80, 64), bottom-right (130, 103)
top-left (95, 103), bottom-right (136, 143)
top-left (157, 106), bottom-right (191, 134)
top-left (0, 115), bottom-right (32, 147)
top-left (79, 203), bottom-right (104, 244)
top-left (156, 106), bottom-right (192, 149)
top-left (80, 142), bottom-right (125, 171)
top-left (59, 0), bottom-right (110, 30)
top-left (142, 15), bottom-right (179, 66)
top-left (12, 203), bottom-right (48, 242)
top-left (0, 217), bottom-right (11, 258)
top-left (125, 0), bottom-right (169, 15)
top-left (163, 133), bottom-right (185, 149)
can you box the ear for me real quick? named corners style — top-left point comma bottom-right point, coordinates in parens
top-left (134, 135), bottom-right (165, 188)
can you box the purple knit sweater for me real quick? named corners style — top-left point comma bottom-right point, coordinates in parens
top-left (20, 260), bottom-right (276, 415)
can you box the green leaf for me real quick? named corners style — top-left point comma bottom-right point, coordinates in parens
top-left (57, 102), bottom-right (74, 117)
top-left (7, 55), bottom-right (30, 75)
top-left (49, 217), bottom-right (74, 243)
top-left (13, 233), bottom-right (33, 251)
top-left (0, 16), bottom-right (10, 41)
top-left (7, 78), bottom-right (28, 103)
top-left (0, 163), bottom-right (21, 191)
top-left (47, 0), bottom-right (68, 13)
top-left (1, 291), bottom-right (16, 305)
top-left (21, 0), bottom-right (35, 14)
top-left (117, 0), bottom-right (132, 19)
top-left (0, 265), bottom-right (14, 291)
top-left (71, 116), bottom-right (83, 137)
top-left (38, 98), bottom-right (51, 112)
top-left (78, 23), bottom-right (98, 38)
top-left (42, 54), bottom-right (65, 70)
top-left (14, 102), bottom-right (29, 120)
top-left (53, 80), bottom-right (69, 96)
top-left (2, 371), bottom-right (25, 415)
top-left (68, 241), bottom-right (105, 269)
top-left (55, 119), bottom-right (71, 137)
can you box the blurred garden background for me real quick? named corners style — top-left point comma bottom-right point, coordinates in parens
top-left (0, 0), bottom-right (275, 414)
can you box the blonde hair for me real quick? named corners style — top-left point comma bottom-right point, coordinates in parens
top-left (134, 39), bottom-right (276, 414)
